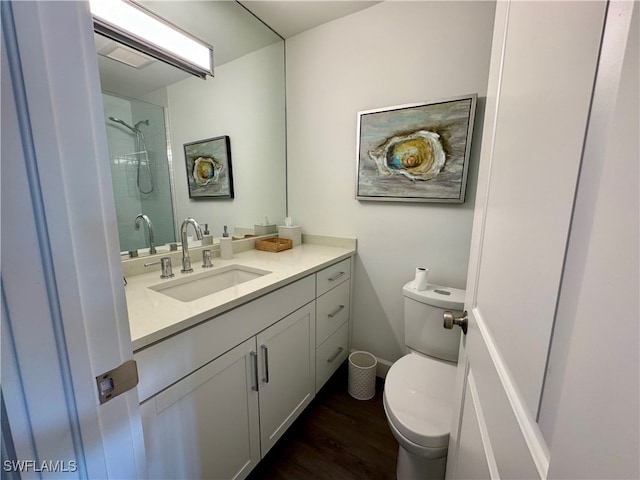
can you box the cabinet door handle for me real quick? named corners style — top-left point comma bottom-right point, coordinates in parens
top-left (261, 345), bottom-right (270, 383)
top-left (328, 305), bottom-right (345, 318)
top-left (327, 347), bottom-right (344, 364)
top-left (328, 271), bottom-right (346, 282)
top-left (250, 351), bottom-right (259, 391)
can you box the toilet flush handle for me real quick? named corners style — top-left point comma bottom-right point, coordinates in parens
top-left (443, 311), bottom-right (468, 335)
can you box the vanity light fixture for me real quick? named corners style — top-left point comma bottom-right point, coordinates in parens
top-left (90, 0), bottom-right (213, 78)
top-left (98, 42), bottom-right (155, 69)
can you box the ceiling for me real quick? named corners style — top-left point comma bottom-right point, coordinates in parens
top-left (239, 1), bottom-right (380, 38)
top-left (95, 1), bottom-right (379, 98)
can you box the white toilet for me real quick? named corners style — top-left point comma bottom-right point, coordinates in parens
top-left (383, 281), bottom-right (465, 479)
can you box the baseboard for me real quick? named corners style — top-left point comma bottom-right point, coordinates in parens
top-left (375, 358), bottom-right (392, 379)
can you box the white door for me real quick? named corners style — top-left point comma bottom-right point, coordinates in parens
top-left (446, 1), bottom-right (609, 478)
top-left (2, 2), bottom-right (145, 478)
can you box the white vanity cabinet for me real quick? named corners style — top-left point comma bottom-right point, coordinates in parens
top-left (134, 254), bottom-right (354, 479)
top-left (140, 302), bottom-right (316, 479)
top-left (135, 275), bottom-right (317, 479)
top-left (141, 338), bottom-right (260, 480)
top-left (314, 258), bottom-right (351, 392)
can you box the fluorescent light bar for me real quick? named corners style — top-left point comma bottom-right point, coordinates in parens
top-left (90, 0), bottom-right (213, 78)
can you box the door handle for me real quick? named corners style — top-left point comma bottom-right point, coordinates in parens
top-left (250, 351), bottom-right (259, 391)
top-left (327, 347), bottom-right (344, 363)
top-left (328, 271), bottom-right (345, 282)
top-left (443, 310), bottom-right (468, 335)
top-left (261, 344), bottom-right (270, 383)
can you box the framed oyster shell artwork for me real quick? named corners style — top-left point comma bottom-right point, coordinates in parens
top-left (356, 94), bottom-right (477, 203)
top-left (183, 135), bottom-right (234, 199)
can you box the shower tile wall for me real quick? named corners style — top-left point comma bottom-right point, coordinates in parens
top-left (103, 94), bottom-right (176, 252)
top-left (129, 100), bottom-right (175, 249)
top-left (104, 94), bottom-right (142, 251)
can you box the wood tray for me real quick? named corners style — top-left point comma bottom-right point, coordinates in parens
top-left (255, 237), bottom-right (293, 253)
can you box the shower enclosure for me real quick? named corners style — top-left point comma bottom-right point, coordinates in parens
top-left (103, 94), bottom-right (176, 252)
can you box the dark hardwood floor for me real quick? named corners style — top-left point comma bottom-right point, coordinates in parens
top-left (247, 364), bottom-right (398, 480)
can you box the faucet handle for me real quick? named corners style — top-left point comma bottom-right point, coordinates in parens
top-left (202, 249), bottom-right (213, 268)
top-left (144, 257), bottom-right (175, 279)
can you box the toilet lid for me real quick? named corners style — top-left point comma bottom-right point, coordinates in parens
top-left (384, 354), bottom-right (457, 449)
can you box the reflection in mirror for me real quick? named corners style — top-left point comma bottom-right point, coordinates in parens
top-left (95, 1), bottom-right (286, 255)
top-left (103, 94), bottom-right (175, 252)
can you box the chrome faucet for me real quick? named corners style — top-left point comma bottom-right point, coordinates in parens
top-left (134, 214), bottom-right (156, 255)
top-left (180, 217), bottom-right (203, 273)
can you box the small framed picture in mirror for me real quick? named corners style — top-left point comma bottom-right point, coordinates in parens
top-left (184, 135), bottom-right (234, 199)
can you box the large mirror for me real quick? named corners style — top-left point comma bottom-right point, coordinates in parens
top-left (95, 1), bottom-right (286, 254)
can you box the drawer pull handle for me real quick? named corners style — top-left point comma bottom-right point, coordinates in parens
top-left (261, 345), bottom-right (270, 383)
top-left (328, 271), bottom-right (346, 282)
top-left (327, 347), bottom-right (344, 364)
top-left (250, 351), bottom-right (259, 391)
top-left (328, 305), bottom-right (345, 318)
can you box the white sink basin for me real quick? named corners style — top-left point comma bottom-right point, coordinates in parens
top-left (149, 264), bottom-right (271, 302)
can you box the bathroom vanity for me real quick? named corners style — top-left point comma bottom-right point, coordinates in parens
top-left (124, 236), bottom-right (355, 479)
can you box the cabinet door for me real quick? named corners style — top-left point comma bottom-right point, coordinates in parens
top-left (257, 302), bottom-right (315, 456)
top-left (141, 339), bottom-right (260, 480)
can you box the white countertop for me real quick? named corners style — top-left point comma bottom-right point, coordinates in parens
top-left (126, 239), bottom-right (356, 351)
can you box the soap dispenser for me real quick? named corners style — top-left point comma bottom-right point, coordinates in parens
top-left (220, 225), bottom-right (233, 260)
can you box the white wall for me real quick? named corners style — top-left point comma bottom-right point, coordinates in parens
top-left (167, 42), bottom-right (286, 238)
top-left (286, 1), bottom-right (496, 363)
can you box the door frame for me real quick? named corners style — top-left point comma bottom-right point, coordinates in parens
top-left (2, 1), bottom-right (145, 477)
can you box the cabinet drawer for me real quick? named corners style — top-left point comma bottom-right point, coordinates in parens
top-left (316, 281), bottom-right (350, 346)
top-left (316, 258), bottom-right (351, 297)
top-left (316, 322), bottom-right (349, 392)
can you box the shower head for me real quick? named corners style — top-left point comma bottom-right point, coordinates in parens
top-left (134, 119), bottom-right (152, 130)
top-left (108, 116), bottom-right (137, 133)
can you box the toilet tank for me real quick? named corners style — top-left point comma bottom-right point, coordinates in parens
top-left (403, 282), bottom-right (465, 363)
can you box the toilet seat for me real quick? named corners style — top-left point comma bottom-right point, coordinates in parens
top-left (383, 353), bottom-right (457, 450)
